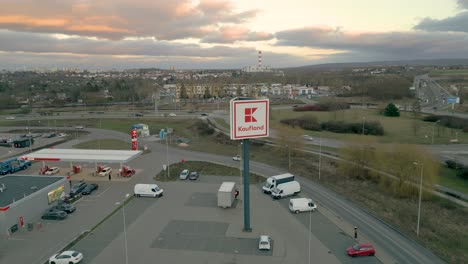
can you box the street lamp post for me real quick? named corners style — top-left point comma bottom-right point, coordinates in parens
top-left (121, 193), bottom-right (130, 264)
top-left (286, 145), bottom-right (291, 171)
top-left (318, 137), bottom-right (322, 180)
top-left (413, 162), bottom-right (424, 236)
top-left (308, 206), bottom-right (312, 264)
top-left (431, 120), bottom-right (440, 144)
top-left (166, 133), bottom-right (169, 179)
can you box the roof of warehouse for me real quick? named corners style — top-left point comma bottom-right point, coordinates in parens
top-left (0, 175), bottom-right (65, 208)
top-left (20, 149), bottom-right (142, 163)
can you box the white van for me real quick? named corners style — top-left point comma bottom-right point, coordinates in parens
top-left (289, 198), bottom-right (317, 213)
top-left (134, 184), bottom-right (164, 197)
top-left (271, 181), bottom-right (300, 199)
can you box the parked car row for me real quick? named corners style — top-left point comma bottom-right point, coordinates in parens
top-left (179, 169), bottom-right (200, 180)
top-left (41, 203), bottom-right (76, 221)
top-left (70, 180), bottom-right (99, 197)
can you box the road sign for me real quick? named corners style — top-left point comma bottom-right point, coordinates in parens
top-left (230, 98), bottom-right (269, 140)
top-left (447, 97), bottom-right (459, 104)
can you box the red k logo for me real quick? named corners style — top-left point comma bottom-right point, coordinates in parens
top-left (244, 107), bottom-right (257, 122)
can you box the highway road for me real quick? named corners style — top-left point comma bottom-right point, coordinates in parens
top-left (415, 74), bottom-right (467, 118)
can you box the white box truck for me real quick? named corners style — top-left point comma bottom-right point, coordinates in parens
top-left (217, 182), bottom-right (236, 208)
top-left (271, 181), bottom-right (300, 199)
top-left (134, 184), bottom-right (164, 197)
top-left (262, 173), bottom-right (295, 194)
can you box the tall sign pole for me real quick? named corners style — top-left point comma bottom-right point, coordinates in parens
top-left (230, 97), bottom-right (269, 232)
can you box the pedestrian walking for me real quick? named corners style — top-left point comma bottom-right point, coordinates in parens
top-left (354, 226), bottom-right (358, 239)
top-left (108, 173), bottom-right (111, 181)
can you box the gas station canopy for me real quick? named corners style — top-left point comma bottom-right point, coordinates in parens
top-left (20, 149), bottom-right (142, 163)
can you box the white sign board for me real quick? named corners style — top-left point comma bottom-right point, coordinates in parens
top-left (230, 99), bottom-right (269, 140)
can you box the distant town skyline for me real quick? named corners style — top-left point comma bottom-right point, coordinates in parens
top-left (1, 0), bottom-right (467, 70)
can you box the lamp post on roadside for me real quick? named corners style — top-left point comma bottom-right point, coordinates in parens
top-left (308, 205), bottom-right (312, 264)
top-left (413, 162), bottom-right (424, 236)
top-left (318, 137), bottom-right (322, 180)
top-left (116, 193), bottom-right (130, 264)
top-left (166, 132), bottom-right (169, 179)
top-left (285, 144), bottom-right (291, 171)
top-left (431, 120), bottom-right (440, 144)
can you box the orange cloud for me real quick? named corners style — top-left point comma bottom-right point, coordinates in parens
top-left (0, 15), bottom-right (67, 27)
top-left (66, 25), bottom-right (132, 34)
top-left (0, 0), bottom-right (259, 41)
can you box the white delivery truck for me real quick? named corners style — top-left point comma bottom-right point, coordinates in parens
top-left (217, 182), bottom-right (236, 208)
top-left (271, 181), bottom-right (300, 199)
top-left (262, 173), bottom-right (295, 194)
top-left (289, 198), bottom-right (317, 213)
top-left (134, 184), bottom-right (164, 197)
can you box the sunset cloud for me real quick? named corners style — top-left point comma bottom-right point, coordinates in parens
top-left (275, 27), bottom-right (468, 61)
top-left (201, 25), bottom-right (274, 43)
top-left (0, 0), bottom-right (259, 40)
top-left (0, 0), bottom-right (466, 69)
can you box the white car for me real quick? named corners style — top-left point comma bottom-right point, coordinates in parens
top-left (57, 133), bottom-right (67, 138)
top-left (179, 169), bottom-right (190, 180)
top-left (49, 250), bottom-right (83, 264)
top-left (99, 167), bottom-right (112, 177)
top-left (5, 116), bottom-right (15, 120)
top-left (232, 155), bottom-right (241, 161)
top-left (169, 113), bottom-right (177, 117)
top-left (302, 135), bottom-right (314, 141)
top-left (45, 167), bottom-right (60, 175)
top-left (258, 235), bottom-right (271, 250)
top-left (75, 125), bottom-right (84, 129)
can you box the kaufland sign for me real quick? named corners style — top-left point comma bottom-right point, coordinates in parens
top-left (230, 98), bottom-right (269, 139)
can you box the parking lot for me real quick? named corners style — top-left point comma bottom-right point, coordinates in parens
top-left (66, 176), bottom-right (380, 264)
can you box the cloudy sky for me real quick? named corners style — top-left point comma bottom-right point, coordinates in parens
top-left (0, 0), bottom-right (467, 70)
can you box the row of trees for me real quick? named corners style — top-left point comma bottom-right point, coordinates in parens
top-left (280, 116), bottom-right (385, 136)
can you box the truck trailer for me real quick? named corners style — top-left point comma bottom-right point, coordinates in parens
top-left (217, 182), bottom-right (237, 208)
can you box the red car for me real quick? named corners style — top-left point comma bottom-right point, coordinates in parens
top-left (346, 243), bottom-right (375, 257)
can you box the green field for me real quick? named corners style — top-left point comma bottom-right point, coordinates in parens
top-left (439, 166), bottom-right (468, 194)
top-left (271, 108), bottom-right (467, 144)
top-left (430, 69), bottom-right (468, 77)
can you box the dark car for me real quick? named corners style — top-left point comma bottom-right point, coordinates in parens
top-left (135, 112), bottom-right (144, 117)
top-left (189, 171), bottom-right (199, 180)
top-left (346, 243), bottom-right (375, 257)
top-left (81, 183), bottom-right (99, 195)
top-left (53, 204), bottom-right (76, 214)
top-left (41, 209), bottom-right (67, 220)
top-left (200, 113), bottom-right (208, 116)
top-left (70, 180), bottom-right (87, 197)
